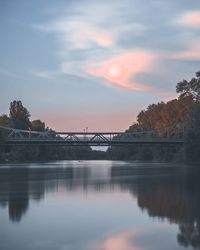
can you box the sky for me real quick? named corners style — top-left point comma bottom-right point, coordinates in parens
top-left (0, 0), bottom-right (200, 131)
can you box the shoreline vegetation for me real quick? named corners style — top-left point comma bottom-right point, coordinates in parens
top-left (1, 70), bottom-right (200, 163)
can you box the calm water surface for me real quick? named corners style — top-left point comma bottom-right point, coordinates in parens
top-left (0, 161), bottom-right (200, 250)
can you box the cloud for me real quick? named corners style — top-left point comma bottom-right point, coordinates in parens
top-left (32, 70), bottom-right (55, 79)
top-left (36, 20), bottom-right (115, 49)
top-left (172, 39), bottom-right (200, 61)
top-left (32, 0), bottom-right (200, 94)
top-left (87, 50), bottom-right (159, 91)
top-left (178, 11), bottom-right (200, 28)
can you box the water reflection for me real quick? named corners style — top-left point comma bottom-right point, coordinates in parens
top-left (0, 161), bottom-right (200, 249)
top-left (111, 164), bottom-right (200, 249)
top-left (90, 230), bottom-right (143, 250)
top-left (0, 166), bottom-right (74, 222)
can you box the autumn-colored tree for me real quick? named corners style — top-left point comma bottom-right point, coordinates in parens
top-left (128, 97), bottom-right (193, 137)
top-left (137, 102), bottom-right (165, 131)
top-left (0, 114), bottom-right (11, 127)
top-left (31, 120), bottom-right (45, 131)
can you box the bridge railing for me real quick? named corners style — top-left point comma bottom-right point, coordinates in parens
top-left (0, 126), bottom-right (53, 139)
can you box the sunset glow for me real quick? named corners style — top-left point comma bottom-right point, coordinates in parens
top-left (88, 51), bottom-right (157, 91)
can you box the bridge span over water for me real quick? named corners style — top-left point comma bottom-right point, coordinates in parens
top-left (0, 126), bottom-right (184, 147)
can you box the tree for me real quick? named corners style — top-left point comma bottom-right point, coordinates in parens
top-left (0, 114), bottom-right (11, 127)
top-left (31, 120), bottom-right (45, 131)
top-left (175, 70), bottom-right (200, 160)
top-left (132, 98), bottom-right (193, 137)
top-left (0, 115), bottom-right (10, 162)
top-left (176, 70), bottom-right (200, 102)
top-left (0, 129), bottom-right (5, 162)
top-left (9, 100), bottom-right (30, 130)
top-left (184, 102), bottom-right (200, 160)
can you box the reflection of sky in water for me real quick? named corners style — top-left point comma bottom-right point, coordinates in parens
top-left (0, 161), bottom-right (199, 250)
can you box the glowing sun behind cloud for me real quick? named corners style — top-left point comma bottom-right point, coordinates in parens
top-left (107, 65), bottom-right (123, 79)
top-left (88, 50), bottom-right (157, 91)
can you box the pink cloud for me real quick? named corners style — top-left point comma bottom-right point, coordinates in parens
top-left (79, 26), bottom-right (114, 48)
top-left (37, 20), bottom-right (115, 49)
top-left (66, 23), bottom-right (114, 49)
top-left (172, 39), bottom-right (200, 60)
top-left (87, 50), bottom-right (158, 91)
top-left (178, 11), bottom-right (200, 28)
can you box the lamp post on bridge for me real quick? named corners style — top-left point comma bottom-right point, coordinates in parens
top-left (83, 127), bottom-right (88, 141)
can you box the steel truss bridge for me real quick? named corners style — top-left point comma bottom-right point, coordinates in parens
top-left (0, 126), bottom-right (184, 147)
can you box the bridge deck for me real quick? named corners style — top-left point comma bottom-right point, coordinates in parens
top-left (4, 139), bottom-right (184, 146)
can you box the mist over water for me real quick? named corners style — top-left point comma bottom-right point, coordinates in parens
top-left (0, 161), bottom-right (199, 250)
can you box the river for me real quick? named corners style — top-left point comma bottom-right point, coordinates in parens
top-left (0, 161), bottom-right (199, 250)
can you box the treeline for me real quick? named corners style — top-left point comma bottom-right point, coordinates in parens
top-left (108, 70), bottom-right (200, 162)
top-left (0, 101), bottom-right (106, 162)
